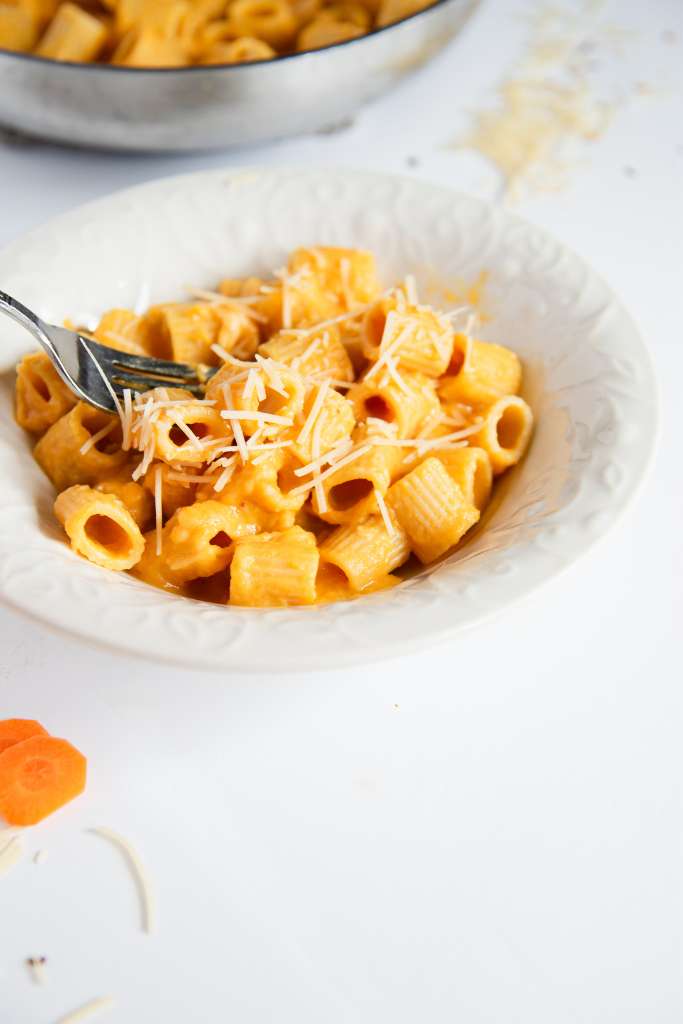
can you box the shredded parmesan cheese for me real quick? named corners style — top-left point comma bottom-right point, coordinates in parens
top-left (154, 466), bottom-right (163, 555)
top-left (122, 388), bottom-right (133, 451)
top-left (81, 341), bottom-right (125, 424)
top-left (219, 409), bottom-right (292, 426)
top-left (311, 414), bottom-right (326, 514)
top-left (169, 417), bottom-right (203, 450)
top-left (213, 457), bottom-right (237, 492)
top-left (289, 443), bottom-right (373, 497)
top-left (255, 354), bottom-right (288, 397)
top-left (57, 996), bottom-right (115, 1024)
top-left (293, 438), bottom-right (354, 478)
top-left (375, 488), bottom-right (395, 536)
top-left (90, 828), bottom-right (155, 935)
top-left (364, 319), bottom-right (416, 382)
top-left (210, 344), bottom-right (257, 367)
top-left (79, 421), bottom-right (116, 456)
top-left (296, 380), bottom-right (329, 446)
top-left (404, 274), bottom-right (418, 305)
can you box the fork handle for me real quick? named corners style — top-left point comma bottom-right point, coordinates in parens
top-left (0, 288), bottom-right (61, 368)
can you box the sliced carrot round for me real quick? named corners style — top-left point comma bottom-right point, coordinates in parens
top-left (0, 719), bottom-right (49, 755)
top-left (0, 735), bottom-right (87, 826)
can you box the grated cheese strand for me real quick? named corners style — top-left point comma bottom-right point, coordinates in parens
top-left (57, 996), bottom-right (116, 1024)
top-left (210, 344), bottom-right (257, 367)
top-left (311, 414), bottom-right (326, 514)
top-left (382, 352), bottom-right (409, 395)
top-left (169, 417), bottom-right (203, 450)
top-left (81, 341), bottom-right (125, 425)
top-left (90, 828), bottom-right (156, 935)
top-left (213, 457), bottom-right (237, 492)
top-left (243, 369), bottom-right (258, 402)
top-left (404, 273), bottom-right (419, 305)
top-left (364, 319), bottom-right (416, 382)
top-left (255, 354), bottom-right (288, 397)
top-left (154, 466), bottom-right (163, 556)
top-left (122, 388), bottom-right (133, 451)
top-left (289, 443), bottom-right (373, 497)
top-left (375, 488), bottom-right (396, 536)
top-left (186, 286), bottom-right (267, 321)
top-left (293, 437), bottom-right (354, 478)
top-left (79, 421), bottom-right (116, 456)
top-left (296, 380), bottom-right (329, 446)
top-left (219, 409), bottom-right (292, 426)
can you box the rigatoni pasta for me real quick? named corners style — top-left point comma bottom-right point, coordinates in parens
top-left (15, 246), bottom-right (534, 607)
top-left (0, 0), bottom-right (439, 65)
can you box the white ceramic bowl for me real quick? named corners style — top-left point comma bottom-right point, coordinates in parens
top-left (0, 168), bottom-right (657, 671)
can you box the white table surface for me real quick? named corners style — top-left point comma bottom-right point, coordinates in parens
top-left (1, 1), bottom-right (682, 1022)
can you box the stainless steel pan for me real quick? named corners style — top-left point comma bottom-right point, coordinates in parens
top-left (0, 0), bottom-right (477, 152)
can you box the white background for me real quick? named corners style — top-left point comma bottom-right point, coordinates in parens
top-left (1, 1), bottom-right (682, 1021)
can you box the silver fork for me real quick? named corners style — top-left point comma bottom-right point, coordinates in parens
top-left (0, 291), bottom-right (216, 413)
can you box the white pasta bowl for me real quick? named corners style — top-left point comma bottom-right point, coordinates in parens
top-left (0, 168), bottom-right (657, 671)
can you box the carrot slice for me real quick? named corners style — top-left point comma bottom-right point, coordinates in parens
top-left (0, 736), bottom-right (87, 826)
top-left (0, 719), bottom-right (49, 755)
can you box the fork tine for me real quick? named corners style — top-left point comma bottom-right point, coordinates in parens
top-left (83, 339), bottom-right (202, 383)
top-left (109, 370), bottom-right (206, 397)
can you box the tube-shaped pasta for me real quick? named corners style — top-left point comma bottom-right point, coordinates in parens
top-left (260, 326), bottom-right (354, 384)
top-left (361, 291), bottom-right (406, 359)
top-left (93, 309), bottom-right (149, 356)
top-left (252, 271), bottom-right (338, 335)
top-left (15, 352), bottom-right (76, 435)
top-left (315, 563), bottom-right (400, 603)
top-left (142, 462), bottom-right (196, 519)
top-left (431, 447), bottom-right (492, 511)
top-left (162, 500), bottom-right (239, 582)
top-left (319, 513), bottom-right (410, 591)
top-left (112, 26), bottom-right (188, 66)
top-left (348, 371), bottom-right (439, 438)
top-left (181, 0), bottom-right (228, 44)
top-left (364, 307), bottom-right (454, 378)
top-left (211, 363), bottom-right (305, 439)
top-left (143, 390), bottom-right (227, 465)
top-left (213, 450), bottom-right (307, 513)
top-left (54, 485), bottom-right (145, 571)
top-left (438, 333), bottom-right (522, 407)
top-left (287, 386), bottom-right (355, 465)
top-left (387, 457), bottom-right (479, 563)
top-left (228, 0), bottom-right (297, 49)
top-left (288, 247), bottom-right (380, 310)
top-left (34, 403), bottom-right (126, 491)
top-left (297, 15), bottom-right (363, 49)
top-left (151, 304), bottom-right (221, 365)
top-left (230, 526), bottom-right (319, 606)
top-left (0, 6), bottom-right (39, 51)
top-left (150, 303), bottom-right (259, 365)
top-left (35, 3), bottom-right (107, 61)
top-left (95, 471), bottom-right (154, 529)
top-left (201, 36), bottom-right (275, 63)
top-left (468, 396), bottom-right (533, 474)
top-left (14, 0), bottom-right (58, 26)
top-left (131, 529), bottom-right (184, 592)
top-left (317, 2), bottom-right (371, 27)
top-left (312, 440), bottom-right (403, 525)
top-left (376, 0), bottom-right (432, 26)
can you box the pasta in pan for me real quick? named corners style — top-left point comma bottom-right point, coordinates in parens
top-left (15, 247), bottom-right (534, 608)
top-left (0, 0), bottom-right (438, 65)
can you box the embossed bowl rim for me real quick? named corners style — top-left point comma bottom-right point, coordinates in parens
top-left (0, 168), bottom-right (658, 671)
